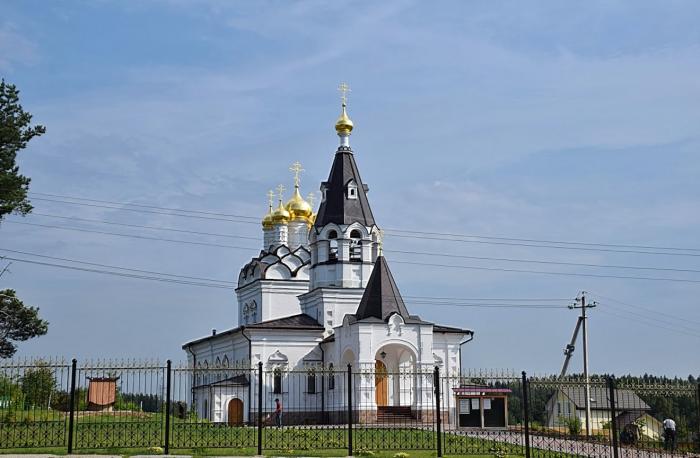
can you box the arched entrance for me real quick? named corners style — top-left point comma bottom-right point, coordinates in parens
top-left (375, 343), bottom-right (417, 407)
top-left (227, 398), bottom-right (243, 426)
top-left (375, 360), bottom-right (388, 406)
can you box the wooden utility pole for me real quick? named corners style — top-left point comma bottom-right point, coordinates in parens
top-left (570, 292), bottom-right (597, 437)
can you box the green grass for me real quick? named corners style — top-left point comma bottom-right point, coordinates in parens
top-left (0, 413), bottom-right (587, 457)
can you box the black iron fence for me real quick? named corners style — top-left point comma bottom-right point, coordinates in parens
top-left (1, 358), bottom-right (698, 457)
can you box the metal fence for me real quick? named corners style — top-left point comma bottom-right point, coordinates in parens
top-left (1, 358), bottom-right (698, 457)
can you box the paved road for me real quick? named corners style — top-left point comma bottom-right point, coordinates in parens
top-left (450, 429), bottom-right (700, 458)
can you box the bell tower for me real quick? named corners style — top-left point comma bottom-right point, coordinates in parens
top-left (301, 83), bottom-right (380, 332)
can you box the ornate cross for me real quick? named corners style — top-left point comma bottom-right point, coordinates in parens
top-left (307, 192), bottom-right (316, 207)
top-left (289, 161), bottom-right (304, 187)
top-left (276, 184), bottom-right (286, 202)
top-left (338, 82), bottom-right (351, 106)
top-left (378, 229), bottom-right (385, 256)
top-left (267, 189), bottom-right (275, 207)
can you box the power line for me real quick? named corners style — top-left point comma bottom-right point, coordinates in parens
top-left (30, 192), bottom-right (260, 220)
top-left (590, 292), bottom-right (700, 327)
top-left (390, 260), bottom-right (700, 284)
top-left (0, 248), bottom-right (237, 284)
top-left (386, 248), bottom-right (700, 274)
top-left (597, 308), bottom-right (700, 339)
top-left (385, 232), bottom-right (700, 258)
top-left (3, 221), bottom-right (261, 252)
top-left (28, 192), bottom-right (700, 257)
top-left (6, 220), bottom-right (700, 284)
top-left (23, 213), bottom-right (700, 275)
top-left (31, 212), bottom-right (260, 241)
top-left (384, 227), bottom-right (700, 253)
top-left (0, 256), bottom-right (236, 289)
top-left (0, 247), bottom-right (571, 306)
top-left (0, 255), bottom-right (570, 309)
top-left (29, 197), bottom-right (260, 225)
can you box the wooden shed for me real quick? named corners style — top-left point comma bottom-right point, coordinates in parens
top-left (87, 377), bottom-right (119, 411)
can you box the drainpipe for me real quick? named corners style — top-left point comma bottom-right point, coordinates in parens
top-left (458, 331), bottom-right (475, 376)
top-left (241, 326), bottom-right (252, 424)
top-left (186, 346), bottom-right (197, 407)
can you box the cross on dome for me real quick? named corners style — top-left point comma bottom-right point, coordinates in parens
top-left (289, 161), bottom-right (305, 187)
top-left (335, 82), bottom-right (354, 141)
top-left (338, 82), bottom-right (351, 106)
top-left (276, 184), bottom-right (286, 202)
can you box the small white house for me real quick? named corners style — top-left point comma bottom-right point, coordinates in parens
top-left (545, 386), bottom-right (661, 438)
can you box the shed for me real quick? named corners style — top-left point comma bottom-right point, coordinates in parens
top-left (453, 385), bottom-right (512, 429)
top-left (87, 377), bottom-right (119, 411)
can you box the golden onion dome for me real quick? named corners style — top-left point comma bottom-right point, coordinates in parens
top-left (285, 187), bottom-right (313, 221)
top-left (335, 103), bottom-right (353, 135)
top-left (262, 203), bottom-right (274, 229)
top-left (271, 201), bottom-right (290, 224)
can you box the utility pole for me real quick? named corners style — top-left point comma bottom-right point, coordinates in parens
top-left (570, 291), bottom-right (597, 437)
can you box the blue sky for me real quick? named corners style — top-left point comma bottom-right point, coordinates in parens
top-left (1, 0), bottom-right (699, 376)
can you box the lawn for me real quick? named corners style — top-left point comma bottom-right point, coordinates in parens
top-left (0, 412), bottom-right (586, 457)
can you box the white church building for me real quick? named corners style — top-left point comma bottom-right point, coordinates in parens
top-left (182, 94), bottom-right (474, 426)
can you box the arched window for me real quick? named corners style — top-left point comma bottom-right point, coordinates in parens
top-left (273, 369), bottom-right (282, 394)
top-left (307, 370), bottom-right (317, 394)
top-left (346, 180), bottom-right (358, 200)
top-left (203, 398), bottom-right (208, 420)
top-left (328, 364), bottom-right (335, 390)
top-left (349, 230), bottom-right (362, 261)
top-left (328, 230), bottom-right (338, 260)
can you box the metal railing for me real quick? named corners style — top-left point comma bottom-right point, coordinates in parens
top-left (1, 358), bottom-right (698, 457)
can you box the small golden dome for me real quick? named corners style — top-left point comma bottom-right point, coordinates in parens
top-left (335, 103), bottom-right (353, 135)
top-left (286, 187), bottom-right (313, 221)
top-left (271, 201), bottom-right (290, 224)
top-left (262, 204), bottom-right (274, 229)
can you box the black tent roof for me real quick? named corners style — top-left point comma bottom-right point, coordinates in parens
top-left (314, 147), bottom-right (375, 227)
top-left (354, 256), bottom-right (410, 321)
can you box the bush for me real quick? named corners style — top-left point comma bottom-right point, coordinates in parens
top-left (394, 453), bottom-right (410, 458)
top-left (559, 415), bottom-right (582, 436)
top-left (147, 446), bottom-right (163, 455)
top-left (529, 421), bottom-right (543, 432)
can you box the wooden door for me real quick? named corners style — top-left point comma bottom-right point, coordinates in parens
top-left (375, 360), bottom-right (388, 407)
top-left (227, 398), bottom-right (243, 426)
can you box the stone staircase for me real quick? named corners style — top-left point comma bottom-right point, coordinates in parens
top-left (376, 406), bottom-right (414, 423)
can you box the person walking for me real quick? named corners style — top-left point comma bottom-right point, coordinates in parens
top-left (274, 398), bottom-right (283, 428)
top-left (662, 417), bottom-right (676, 451)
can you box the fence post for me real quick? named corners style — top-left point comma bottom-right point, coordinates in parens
top-left (347, 363), bottom-right (353, 457)
top-left (67, 358), bottom-right (77, 454)
top-left (697, 383), bottom-right (700, 453)
top-left (522, 371), bottom-right (531, 458)
top-left (257, 361), bottom-right (263, 456)
top-left (434, 366), bottom-right (443, 457)
top-left (608, 376), bottom-right (619, 458)
top-left (164, 360), bottom-right (172, 454)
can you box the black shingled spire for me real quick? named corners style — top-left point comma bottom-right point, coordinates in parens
top-left (355, 255), bottom-right (410, 321)
top-left (314, 147), bottom-right (375, 227)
